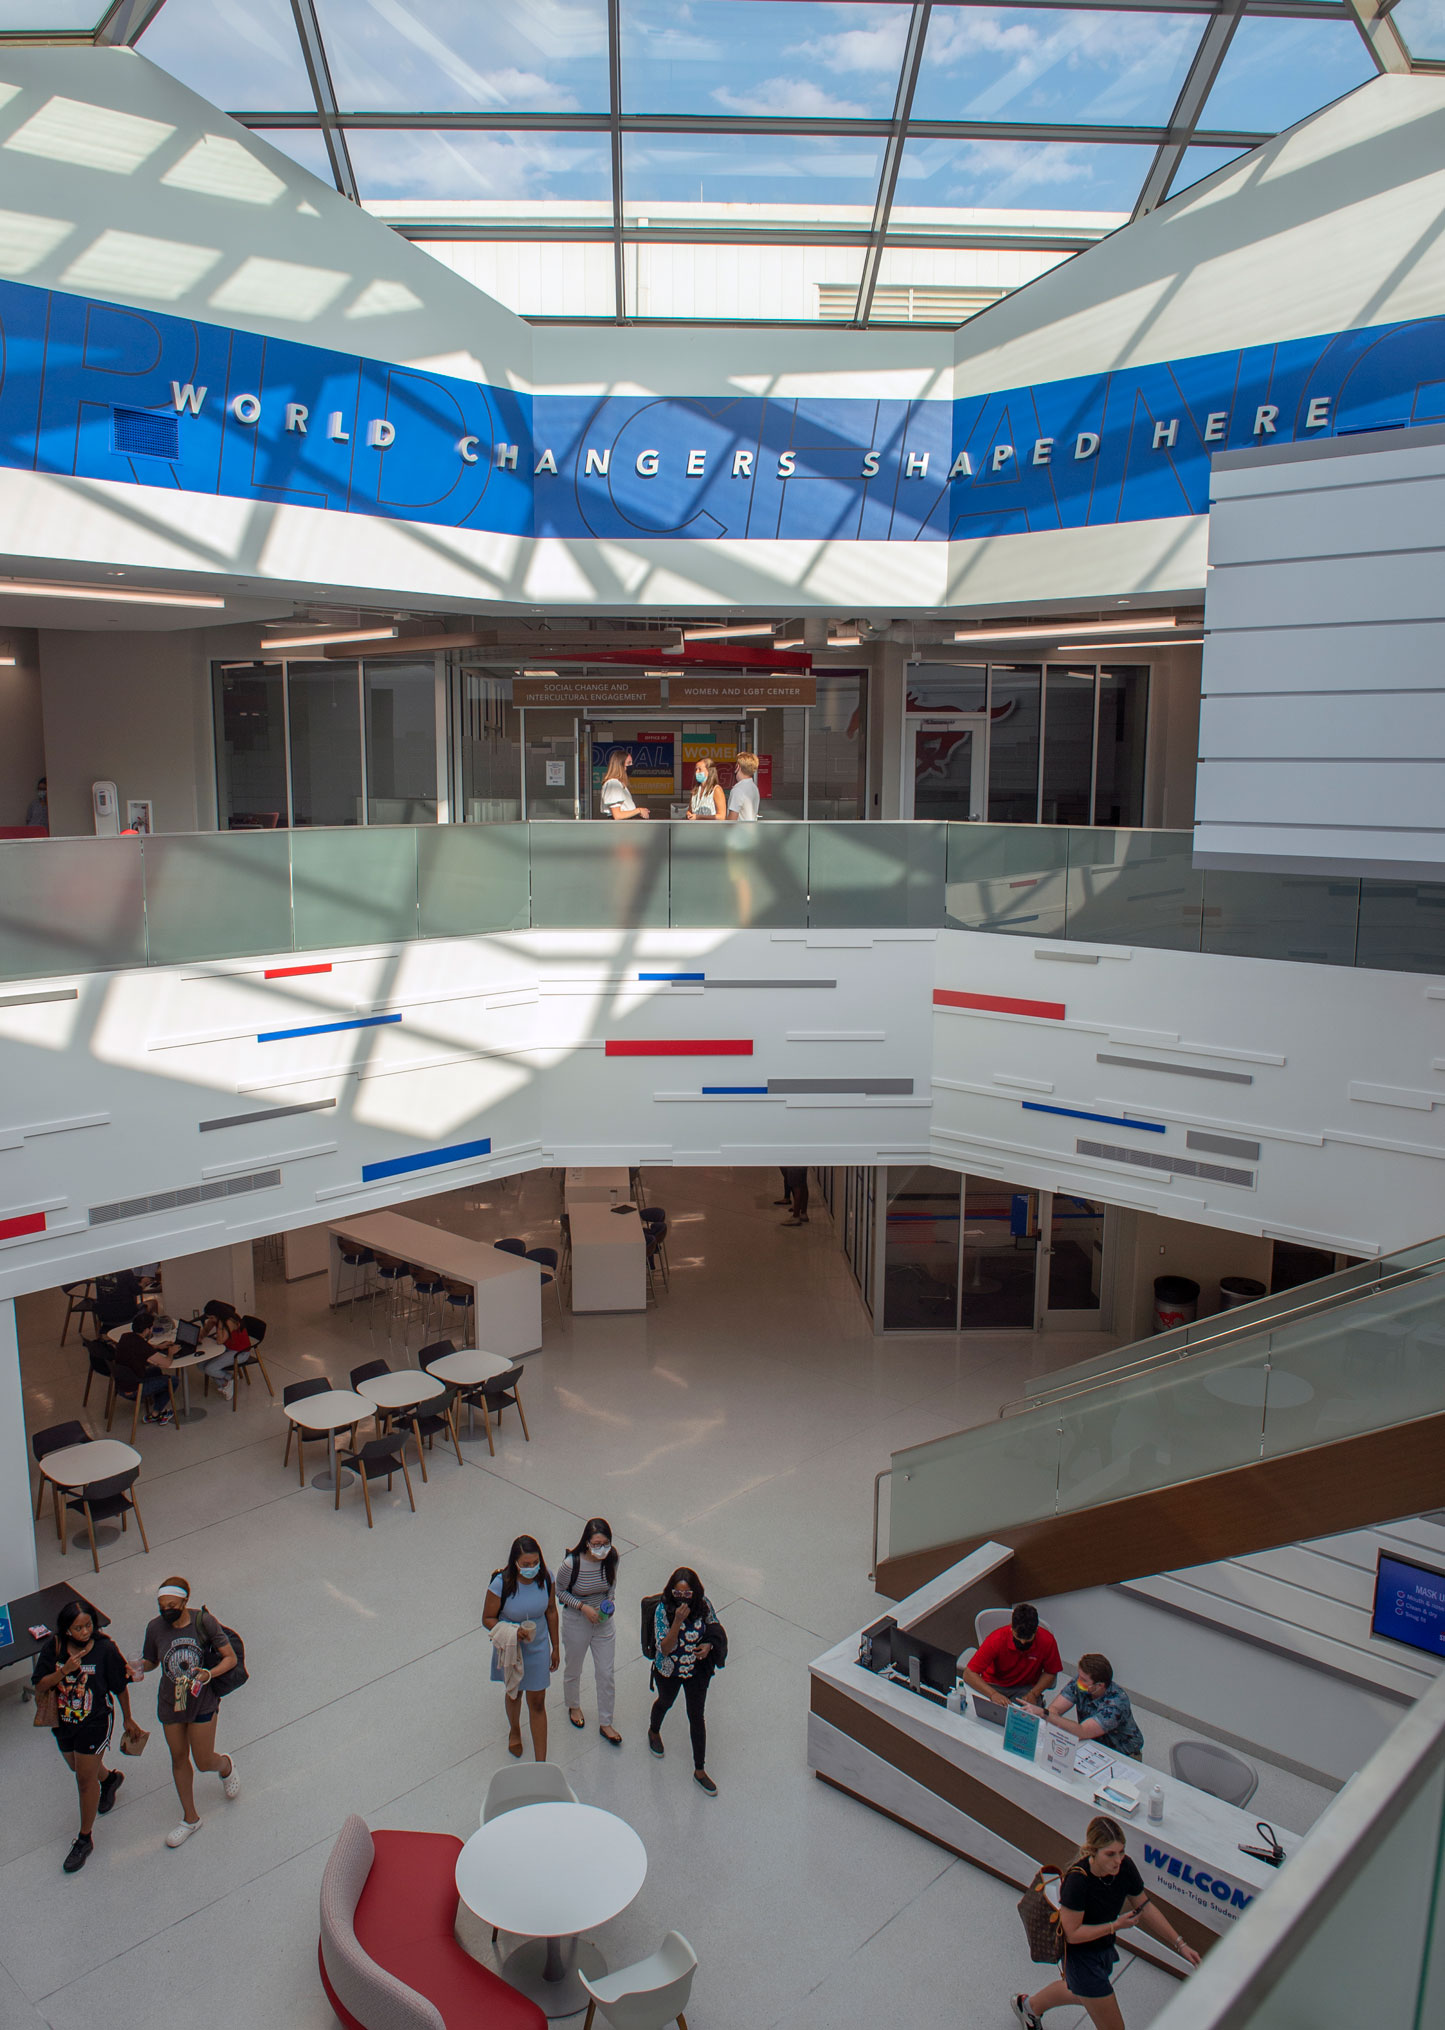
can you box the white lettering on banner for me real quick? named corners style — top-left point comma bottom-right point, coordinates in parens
top-left (861, 451), bottom-right (880, 478)
top-left (366, 418), bottom-right (395, 449)
top-left (457, 435), bottom-right (479, 464)
top-left (1138, 1842), bottom-right (1255, 1923)
top-left (636, 448), bottom-right (659, 476)
top-left (991, 444), bottom-right (1014, 472)
top-left (170, 381), bottom-right (206, 415)
top-left (1203, 411), bottom-right (1228, 442)
top-left (1153, 418), bottom-right (1179, 450)
top-left (905, 450), bottom-right (930, 477)
top-left (733, 448), bottom-right (754, 477)
top-left (285, 403), bottom-right (308, 434)
top-left (1075, 432), bottom-right (1100, 460)
top-left (1253, 405), bottom-right (1279, 436)
top-left (230, 392), bottom-right (261, 424)
top-left (778, 451), bottom-right (796, 478)
top-left (495, 442), bottom-right (518, 470)
top-left (584, 447), bottom-right (611, 476)
top-left (1306, 395), bottom-right (1332, 428)
top-left (948, 451), bottom-right (973, 478)
top-left (326, 410), bottom-right (350, 442)
top-left (1033, 438), bottom-right (1053, 465)
top-left (533, 446), bottom-right (557, 474)
top-left (686, 448), bottom-right (706, 476)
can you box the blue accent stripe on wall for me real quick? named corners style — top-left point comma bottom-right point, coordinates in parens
top-left (1022, 1101), bottom-right (1166, 1133)
top-left (361, 1136), bottom-right (492, 1184)
top-left (701, 1086), bottom-right (770, 1094)
top-left (640, 972), bottom-right (705, 981)
top-left (258, 1013), bottom-right (401, 1044)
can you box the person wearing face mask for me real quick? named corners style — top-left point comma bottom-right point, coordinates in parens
top-left (138, 1576), bottom-right (240, 1848)
top-left (32, 1600), bottom-right (139, 1873)
top-left (483, 1535), bottom-right (560, 1761)
top-left (961, 1603), bottom-right (1062, 1711)
top-left (647, 1566), bottom-right (720, 1797)
top-left (600, 749), bottom-right (650, 820)
top-left (686, 758), bottom-right (726, 822)
top-left (558, 1517), bottom-right (622, 1746)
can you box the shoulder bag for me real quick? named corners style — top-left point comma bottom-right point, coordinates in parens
top-left (1016, 1866), bottom-right (1066, 1963)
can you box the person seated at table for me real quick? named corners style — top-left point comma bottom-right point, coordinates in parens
top-left (1046, 1652), bottom-right (1145, 1761)
top-left (961, 1603), bottom-right (1062, 1710)
top-left (109, 1310), bottom-right (178, 1426)
top-left (199, 1307), bottom-right (251, 1403)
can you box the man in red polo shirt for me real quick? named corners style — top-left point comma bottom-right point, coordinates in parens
top-left (961, 1604), bottom-right (1061, 1709)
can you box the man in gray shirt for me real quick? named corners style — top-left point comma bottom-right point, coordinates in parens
top-left (727, 753), bottom-right (761, 821)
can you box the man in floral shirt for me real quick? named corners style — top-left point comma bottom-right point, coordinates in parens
top-left (1046, 1651), bottom-right (1145, 1759)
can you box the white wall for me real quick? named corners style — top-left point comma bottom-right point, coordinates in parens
top-left (0, 631), bottom-right (43, 828)
top-left (0, 1300), bottom-right (38, 1601)
top-left (1197, 424), bottom-right (1445, 878)
top-left (39, 627), bottom-right (216, 837)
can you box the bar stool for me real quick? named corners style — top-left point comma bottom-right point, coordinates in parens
top-left (337, 1245), bottom-right (375, 1317)
top-left (640, 1206), bottom-right (669, 1286)
top-left (372, 1257), bottom-right (412, 1350)
top-left (443, 1279), bottom-right (475, 1336)
top-left (526, 1248), bottom-right (562, 1319)
top-left (411, 1273), bottom-right (448, 1345)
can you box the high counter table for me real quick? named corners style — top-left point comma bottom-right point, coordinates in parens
top-left (327, 1213), bottom-right (542, 1360)
top-left (809, 1546), bottom-right (1297, 1975)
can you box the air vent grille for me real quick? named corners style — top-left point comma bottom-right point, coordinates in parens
top-left (113, 406), bottom-right (179, 460)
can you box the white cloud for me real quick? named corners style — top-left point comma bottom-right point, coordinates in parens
top-left (788, 8), bottom-right (911, 77)
top-left (712, 77), bottom-right (870, 118)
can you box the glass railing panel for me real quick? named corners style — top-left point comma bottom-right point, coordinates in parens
top-left (143, 831), bottom-right (293, 966)
top-left (944, 822), bottom-right (1069, 936)
top-left (669, 823), bottom-right (809, 929)
top-left (809, 821), bottom-right (946, 928)
top-left (1055, 1344), bottom-right (1273, 1512)
top-left (290, 827), bottom-right (418, 949)
top-left (0, 837), bottom-right (145, 980)
top-left (1065, 827), bottom-right (1204, 949)
top-left (1355, 878), bottom-right (1445, 977)
top-left (1201, 869), bottom-right (1361, 966)
top-left (888, 1408), bottom-right (1063, 1558)
top-left (417, 824), bottom-right (530, 937)
top-left (1261, 1275), bottom-right (1445, 1457)
top-left (528, 822), bottom-right (671, 929)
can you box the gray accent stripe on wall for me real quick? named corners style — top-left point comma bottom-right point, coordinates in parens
top-left (1187, 1129), bottom-right (1263, 1161)
top-left (1076, 1139), bottom-right (1254, 1188)
top-left (1033, 950), bottom-right (1099, 964)
top-left (200, 1098), bottom-right (339, 1133)
top-left (1097, 1052), bottom-right (1253, 1085)
top-left (767, 1078), bottom-right (913, 1095)
top-left (0, 987), bottom-right (79, 1009)
top-left (671, 978), bottom-right (838, 989)
top-left (91, 1168), bottom-right (282, 1225)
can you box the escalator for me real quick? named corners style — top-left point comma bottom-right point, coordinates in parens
top-left (874, 1235), bottom-right (1445, 1600)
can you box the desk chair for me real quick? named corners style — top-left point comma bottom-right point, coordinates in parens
top-left (581, 1932), bottom-right (697, 2030)
top-left (32, 1420), bottom-right (88, 1520)
top-left (974, 1609), bottom-right (1012, 1647)
top-left (1170, 1740), bottom-right (1259, 1808)
top-left (64, 1466), bottom-right (149, 1574)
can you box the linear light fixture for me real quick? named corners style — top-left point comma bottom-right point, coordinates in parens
top-left (682, 623), bottom-right (779, 641)
top-left (954, 615), bottom-right (1180, 643)
top-left (260, 625), bottom-right (400, 649)
top-left (0, 579), bottom-right (225, 608)
top-left (1055, 637), bottom-right (1203, 653)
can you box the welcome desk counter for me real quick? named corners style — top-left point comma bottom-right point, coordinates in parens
top-left (809, 1548), bottom-right (1297, 1974)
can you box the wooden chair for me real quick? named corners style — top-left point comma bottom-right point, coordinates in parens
top-left (334, 1434), bottom-right (417, 1526)
top-left (477, 1366), bottom-right (530, 1456)
top-left (32, 1420), bottom-right (87, 1520)
top-left (64, 1466), bottom-right (149, 1573)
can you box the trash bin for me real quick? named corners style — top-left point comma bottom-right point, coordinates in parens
top-left (1219, 1276), bottom-right (1267, 1311)
top-left (1153, 1275), bottom-right (1200, 1332)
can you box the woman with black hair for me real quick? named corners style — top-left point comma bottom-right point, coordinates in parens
top-left (559, 1517), bottom-right (621, 1745)
top-left (483, 1534), bottom-right (559, 1761)
top-left (647, 1566), bottom-right (719, 1797)
top-left (31, 1600), bottom-right (138, 1874)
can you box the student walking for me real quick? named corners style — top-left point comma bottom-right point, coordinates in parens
top-left (1013, 1815), bottom-right (1199, 2030)
top-left (31, 1600), bottom-right (139, 1873)
top-left (484, 1535), bottom-right (559, 1761)
top-left (647, 1566), bottom-right (722, 1797)
top-left (137, 1577), bottom-right (241, 1848)
top-left (559, 1517), bottom-right (622, 1745)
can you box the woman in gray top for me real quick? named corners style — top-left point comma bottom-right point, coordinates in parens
top-left (558, 1517), bottom-right (621, 1745)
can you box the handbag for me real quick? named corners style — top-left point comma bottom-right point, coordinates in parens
top-left (120, 1722), bottom-right (149, 1757)
top-left (1017, 1866), bottom-right (1066, 1963)
top-left (32, 1684), bottom-right (59, 1728)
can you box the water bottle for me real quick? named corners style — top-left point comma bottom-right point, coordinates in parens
top-left (1148, 1785), bottom-right (1165, 1823)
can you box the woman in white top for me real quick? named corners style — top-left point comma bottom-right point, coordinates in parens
top-left (600, 749), bottom-right (649, 820)
top-left (687, 758), bottom-right (727, 821)
top-left (728, 751), bottom-right (761, 821)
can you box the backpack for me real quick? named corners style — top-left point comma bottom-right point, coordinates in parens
top-left (199, 1608), bottom-right (248, 1697)
top-left (640, 1593), bottom-right (663, 1660)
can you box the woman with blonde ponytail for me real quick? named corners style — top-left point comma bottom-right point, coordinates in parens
top-left (1012, 1814), bottom-right (1199, 2030)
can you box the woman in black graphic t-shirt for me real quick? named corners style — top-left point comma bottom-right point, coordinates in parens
top-left (32, 1599), bottom-right (137, 1876)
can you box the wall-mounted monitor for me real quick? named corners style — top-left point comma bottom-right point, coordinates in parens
top-left (1371, 1550), bottom-right (1445, 1659)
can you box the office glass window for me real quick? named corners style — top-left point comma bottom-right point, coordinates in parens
top-left (364, 660), bottom-right (438, 824)
top-left (459, 673), bottom-right (521, 821)
top-left (809, 672), bottom-right (867, 821)
top-left (986, 667), bottom-right (1042, 824)
top-left (883, 1165), bottom-right (961, 1331)
top-left (754, 705), bottom-right (806, 819)
top-left (214, 662), bottom-right (286, 830)
top-left (1042, 666), bottom-right (1097, 825)
top-left (905, 665), bottom-right (987, 714)
top-left (288, 661), bottom-right (363, 827)
top-left (1094, 666), bottom-right (1148, 827)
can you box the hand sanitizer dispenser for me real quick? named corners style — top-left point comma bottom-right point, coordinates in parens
top-left (91, 780), bottom-right (119, 838)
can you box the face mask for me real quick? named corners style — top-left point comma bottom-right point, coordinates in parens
top-left (673, 1592), bottom-right (692, 1608)
top-left (588, 1541), bottom-right (610, 1558)
top-left (161, 1605), bottom-right (184, 1623)
top-left (517, 1564), bottom-right (540, 1582)
top-left (695, 772), bottom-right (707, 784)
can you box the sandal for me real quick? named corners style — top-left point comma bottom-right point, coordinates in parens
top-left (600, 1727), bottom-right (622, 1746)
top-left (569, 1708), bottom-right (586, 1730)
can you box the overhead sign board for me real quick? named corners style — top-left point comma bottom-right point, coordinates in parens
top-left (670, 676), bottom-right (816, 708)
top-left (513, 676), bottom-right (663, 709)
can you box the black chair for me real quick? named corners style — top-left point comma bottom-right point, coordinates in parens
top-left (350, 1358), bottom-right (392, 1437)
top-left (60, 1279), bottom-right (98, 1345)
top-left (93, 1271), bottom-right (144, 1330)
top-left (645, 1220), bottom-right (670, 1298)
top-left (234, 1314), bottom-right (276, 1403)
top-left (107, 1358), bottom-right (177, 1442)
top-left (32, 1420), bottom-right (88, 1521)
top-left (65, 1466), bottom-right (148, 1573)
top-left (282, 1375), bottom-right (337, 1474)
top-left (478, 1365), bottom-right (530, 1456)
top-left (392, 1389), bottom-right (463, 1480)
top-left (80, 1335), bottom-right (115, 1416)
top-left (418, 1338), bottom-right (456, 1367)
top-left (494, 1237), bottom-right (528, 1257)
top-left (334, 1434), bottom-right (417, 1526)
top-left (443, 1280), bottom-right (475, 1335)
top-left (525, 1248), bottom-right (562, 1318)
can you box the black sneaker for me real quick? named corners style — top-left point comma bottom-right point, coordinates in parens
top-left (63, 1834), bottom-right (93, 1874)
top-left (693, 1770), bottom-right (718, 1797)
top-left (647, 1731), bottom-right (664, 1757)
top-left (98, 1770), bottom-right (124, 1815)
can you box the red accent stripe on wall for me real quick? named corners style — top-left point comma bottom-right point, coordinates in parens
top-left (605, 1039), bottom-right (754, 1057)
top-left (0, 1212), bottom-right (45, 1241)
top-left (264, 963), bottom-right (333, 979)
top-left (933, 988), bottom-right (1066, 1021)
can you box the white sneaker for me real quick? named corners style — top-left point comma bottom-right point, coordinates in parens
top-left (165, 1818), bottom-right (203, 1848)
top-left (221, 1757), bottom-right (240, 1799)
top-left (217, 1379), bottom-right (234, 1400)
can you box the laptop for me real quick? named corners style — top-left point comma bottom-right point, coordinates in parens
top-left (971, 1694), bottom-right (1009, 1728)
top-left (174, 1318), bottom-right (202, 1351)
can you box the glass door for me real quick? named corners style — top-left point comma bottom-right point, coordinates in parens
top-left (1038, 1194), bottom-right (1110, 1329)
top-left (960, 1177), bottom-right (1041, 1330)
top-left (523, 709), bottom-right (580, 819)
top-left (904, 714), bottom-right (987, 820)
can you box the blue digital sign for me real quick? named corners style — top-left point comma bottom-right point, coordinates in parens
top-left (0, 276), bottom-right (1441, 544)
top-left (1372, 1551), bottom-right (1445, 1659)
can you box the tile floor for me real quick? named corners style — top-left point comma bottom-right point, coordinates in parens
top-left (4, 1168), bottom-right (1324, 2030)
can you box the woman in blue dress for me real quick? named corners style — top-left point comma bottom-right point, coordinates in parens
top-left (483, 1535), bottom-right (560, 1760)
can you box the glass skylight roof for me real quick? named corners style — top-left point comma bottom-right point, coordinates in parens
top-left (4, 0), bottom-right (1424, 325)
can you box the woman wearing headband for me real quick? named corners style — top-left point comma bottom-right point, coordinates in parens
top-left (138, 1577), bottom-right (241, 1848)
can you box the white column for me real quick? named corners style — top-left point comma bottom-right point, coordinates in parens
top-left (0, 1299), bottom-right (39, 1599)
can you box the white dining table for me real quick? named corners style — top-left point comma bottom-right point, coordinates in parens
top-left (281, 1388), bottom-right (370, 1492)
top-left (564, 1167), bottom-right (633, 1209)
top-left (454, 1801), bottom-right (647, 2018)
top-left (425, 1346), bottom-right (512, 1440)
top-left (40, 1439), bottom-right (142, 1555)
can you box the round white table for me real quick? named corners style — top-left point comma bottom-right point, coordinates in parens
top-left (282, 1388), bottom-right (370, 1492)
top-left (40, 1439), bottom-right (142, 1554)
top-left (426, 1347), bottom-right (512, 1440)
top-left (454, 1802), bottom-right (647, 2018)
